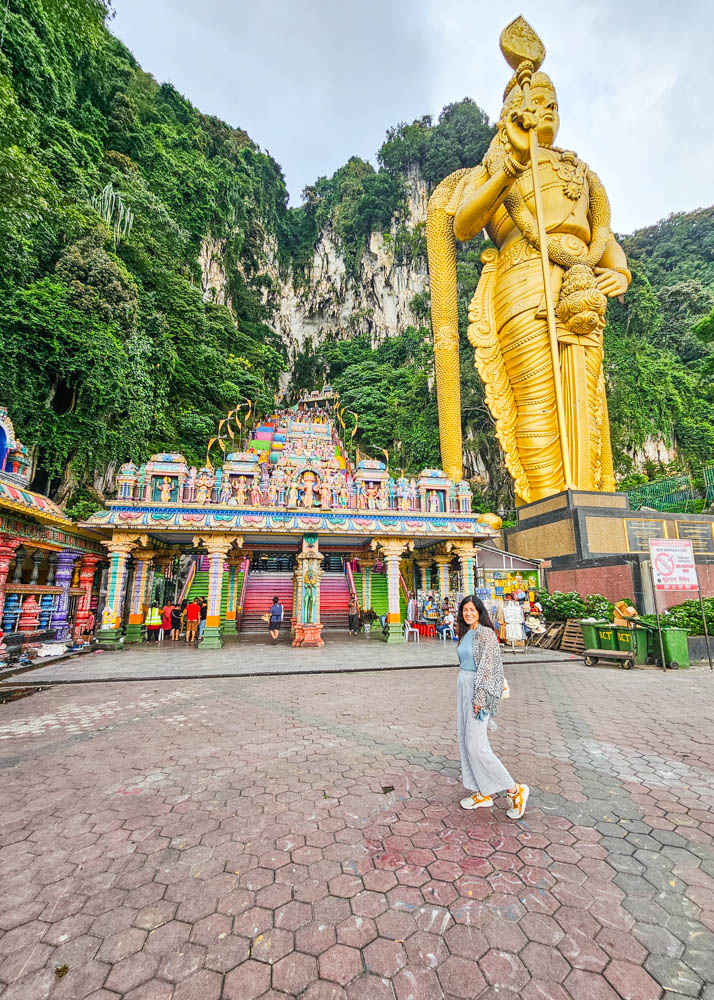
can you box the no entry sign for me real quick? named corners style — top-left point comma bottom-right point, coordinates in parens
top-left (649, 538), bottom-right (698, 591)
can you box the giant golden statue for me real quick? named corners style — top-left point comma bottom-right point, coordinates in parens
top-left (427, 17), bottom-right (630, 504)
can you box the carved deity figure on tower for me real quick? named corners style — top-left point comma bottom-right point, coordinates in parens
top-left (427, 18), bottom-right (630, 504)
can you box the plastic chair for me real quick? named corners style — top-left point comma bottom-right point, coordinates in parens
top-left (404, 621), bottom-right (420, 643)
top-left (438, 625), bottom-right (455, 641)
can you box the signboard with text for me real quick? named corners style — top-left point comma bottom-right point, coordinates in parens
top-left (649, 538), bottom-right (699, 591)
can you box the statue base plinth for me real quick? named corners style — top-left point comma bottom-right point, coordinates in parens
top-left (382, 621), bottom-right (404, 644)
top-left (292, 623), bottom-right (324, 647)
top-left (199, 626), bottom-right (223, 649)
top-left (504, 489), bottom-right (714, 615)
top-left (221, 617), bottom-right (238, 636)
top-left (124, 624), bottom-right (145, 644)
top-left (95, 628), bottom-right (124, 650)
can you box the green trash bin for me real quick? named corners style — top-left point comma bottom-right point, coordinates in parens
top-left (661, 627), bottom-right (690, 669)
top-left (596, 624), bottom-right (618, 650)
top-left (616, 625), bottom-right (649, 665)
top-left (579, 621), bottom-right (603, 651)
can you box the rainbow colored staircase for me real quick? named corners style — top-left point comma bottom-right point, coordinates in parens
top-left (320, 572), bottom-right (350, 630)
top-left (241, 571), bottom-right (294, 632)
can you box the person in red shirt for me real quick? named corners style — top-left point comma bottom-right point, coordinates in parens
top-left (184, 599), bottom-right (201, 643)
top-left (160, 602), bottom-right (174, 642)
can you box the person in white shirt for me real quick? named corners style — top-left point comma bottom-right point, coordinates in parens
top-left (406, 593), bottom-right (418, 623)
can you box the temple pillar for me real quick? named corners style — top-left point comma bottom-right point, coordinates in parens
top-left (0, 536), bottom-right (21, 644)
top-left (434, 554), bottom-right (452, 600)
top-left (416, 558), bottom-right (433, 592)
top-left (194, 535), bottom-right (242, 649)
top-left (51, 550), bottom-right (81, 640)
top-left (222, 552), bottom-right (244, 636)
top-left (359, 553), bottom-right (376, 610)
top-left (96, 537), bottom-right (135, 649)
top-left (376, 539), bottom-right (409, 643)
top-left (73, 555), bottom-right (103, 639)
top-left (455, 542), bottom-right (477, 596)
top-left (125, 549), bottom-right (155, 643)
top-left (293, 535), bottom-right (323, 647)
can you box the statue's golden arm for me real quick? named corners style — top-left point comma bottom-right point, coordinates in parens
top-left (451, 164), bottom-right (516, 241)
top-left (588, 171), bottom-right (631, 297)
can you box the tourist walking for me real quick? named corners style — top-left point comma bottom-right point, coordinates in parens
top-left (184, 597), bottom-right (201, 643)
top-left (145, 601), bottom-right (162, 642)
top-left (455, 595), bottom-right (529, 818)
top-left (170, 602), bottom-right (182, 640)
top-left (268, 596), bottom-right (283, 644)
top-left (348, 592), bottom-right (359, 634)
top-left (197, 597), bottom-right (207, 641)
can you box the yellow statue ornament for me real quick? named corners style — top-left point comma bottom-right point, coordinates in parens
top-left (427, 17), bottom-right (631, 504)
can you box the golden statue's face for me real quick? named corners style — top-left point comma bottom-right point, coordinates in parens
top-left (530, 84), bottom-right (559, 147)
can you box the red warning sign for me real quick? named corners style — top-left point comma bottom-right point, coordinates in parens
top-left (649, 538), bottom-right (698, 591)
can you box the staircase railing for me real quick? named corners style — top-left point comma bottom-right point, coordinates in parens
top-left (177, 557), bottom-right (197, 605)
top-left (345, 561), bottom-right (357, 597)
top-left (236, 557), bottom-right (250, 631)
top-left (399, 572), bottom-right (409, 601)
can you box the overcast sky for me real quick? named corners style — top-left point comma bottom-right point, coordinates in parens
top-left (111, 0), bottom-right (713, 233)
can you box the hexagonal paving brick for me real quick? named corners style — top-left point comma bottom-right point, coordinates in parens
top-left (564, 968), bottom-right (622, 1000)
top-left (345, 972), bottom-right (395, 1000)
top-left (104, 952), bottom-right (160, 994)
top-left (223, 958), bottom-right (271, 999)
top-left (393, 964), bottom-right (444, 1000)
top-left (337, 914), bottom-right (378, 949)
top-left (233, 906), bottom-right (274, 939)
top-left (521, 942), bottom-right (570, 982)
top-left (295, 920), bottom-right (338, 956)
top-left (363, 938), bottom-right (408, 977)
top-left (319, 943), bottom-right (363, 985)
top-left (144, 919), bottom-right (191, 953)
top-left (480, 948), bottom-right (530, 991)
top-left (96, 926), bottom-right (147, 963)
top-left (172, 967), bottom-right (223, 1000)
top-left (275, 899), bottom-right (312, 930)
top-left (272, 950), bottom-right (319, 993)
top-left (157, 942), bottom-right (206, 983)
top-left (250, 927), bottom-right (293, 964)
top-left (190, 911), bottom-right (232, 947)
top-left (437, 954), bottom-right (488, 998)
top-left (376, 908), bottom-right (418, 941)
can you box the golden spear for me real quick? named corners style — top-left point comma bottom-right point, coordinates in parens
top-left (499, 16), bottom-right (574, 488)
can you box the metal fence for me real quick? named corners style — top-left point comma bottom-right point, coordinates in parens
top-left (705, 462), bottom-right (714, 505)
top-left (626, 475), bottom-right (697, 513)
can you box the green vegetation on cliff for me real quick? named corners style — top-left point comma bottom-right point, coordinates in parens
top-left (0, 0), bottom-right (287, 504)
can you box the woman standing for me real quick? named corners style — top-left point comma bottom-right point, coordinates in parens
top-left (455, 595), bottom-right (529, 818)
top-left (170, 602), bottom-right (182, 641)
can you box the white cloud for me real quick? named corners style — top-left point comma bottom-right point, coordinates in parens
top-left (111, 0), bottom-right (714, 232)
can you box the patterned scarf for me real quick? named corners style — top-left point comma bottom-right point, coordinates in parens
top-left (471, 625), bottom-right (505, 718)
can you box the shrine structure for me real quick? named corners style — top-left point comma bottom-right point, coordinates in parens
top-left (81, 389), bottom-right (500, 647)
top-left (0, 409), bottom-right (106, 649)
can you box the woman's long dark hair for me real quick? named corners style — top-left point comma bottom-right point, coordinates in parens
top-left (456, 595), bottom-right (497, 639)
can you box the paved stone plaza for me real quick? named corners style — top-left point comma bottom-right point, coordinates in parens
top-left (0, 656), bottom-right (713, 1000)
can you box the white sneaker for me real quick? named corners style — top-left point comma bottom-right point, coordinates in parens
top-left (460, 793), bottom-right (493, 810)
top-left (506, 783), bottom-right (529, 819)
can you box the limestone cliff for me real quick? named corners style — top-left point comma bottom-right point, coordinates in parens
top-left (199, 169), bottom-right (430, 367)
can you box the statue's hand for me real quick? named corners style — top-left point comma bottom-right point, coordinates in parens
top-left (594, 267), bottom-right (628, 298)
top-left (504, 109), bottom-right (533, 164)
